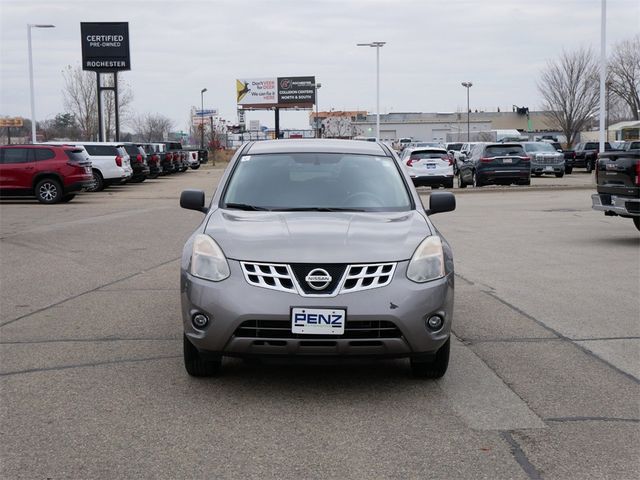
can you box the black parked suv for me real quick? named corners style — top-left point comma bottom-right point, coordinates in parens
top-left (458, 143), bottom-right (531, 187)
top-left (122, 143), bottom-right (150, 182)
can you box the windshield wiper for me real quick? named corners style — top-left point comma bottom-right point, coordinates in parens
top-left (224, 203), bottom-right (271, 211)
top-left (270, 207), bottom-right (367, 212)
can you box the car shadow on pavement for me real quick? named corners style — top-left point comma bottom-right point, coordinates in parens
top-left (192, 357), bottom-right (436, 393)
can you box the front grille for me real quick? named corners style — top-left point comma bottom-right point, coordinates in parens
top-left (535, 155), bottom-right (562, 165)
top-left (290, 264), bottom-right (347, 295)
top-left (241, 261), bottom-right (397, 296)
top-left (234, 319), bottom-right (402, 339)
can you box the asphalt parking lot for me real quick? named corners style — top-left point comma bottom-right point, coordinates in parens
top-left (1, 167), bottom-right (638, 479)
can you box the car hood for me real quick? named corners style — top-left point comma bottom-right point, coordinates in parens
top-left (204, 209), bottom-right (432, 263)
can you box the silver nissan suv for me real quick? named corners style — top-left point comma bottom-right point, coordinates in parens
top-left (179, 139), bottom-right (456, 378)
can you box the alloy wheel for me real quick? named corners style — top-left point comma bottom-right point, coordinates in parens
top-left (39, 182), bottom-right (58, 201)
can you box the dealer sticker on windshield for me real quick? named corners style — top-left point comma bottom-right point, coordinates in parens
top-left (291, 308), bottom-right (346, 335)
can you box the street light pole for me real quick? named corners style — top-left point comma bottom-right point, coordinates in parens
top-left (357, 41), bottom-right (386, 141)
top-left (461, 81), bottom-right (473, 142)
top-left (315, 83), bottom-right (321, 138)
top-left (27, 23), bottom-right (55, 144)
top-left (200, 88), bottom-right (207, 150)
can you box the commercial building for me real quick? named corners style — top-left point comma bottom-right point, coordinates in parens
top-left (309, 110), bottom-right (560, 142)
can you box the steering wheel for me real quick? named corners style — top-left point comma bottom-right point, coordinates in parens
top-left (344, 192), bottom-right (384, 207)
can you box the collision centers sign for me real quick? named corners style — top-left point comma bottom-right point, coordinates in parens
top-left (81, 22), bottom-right (131, 71)
top-left (236, 76), bottom-right (315, 107)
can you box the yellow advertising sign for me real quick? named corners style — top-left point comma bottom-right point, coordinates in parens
top-left (0, 118), bottom-right (24, 127)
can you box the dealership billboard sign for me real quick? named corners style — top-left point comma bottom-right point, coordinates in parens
top-left (81, 22), bottom-right (131, 71)
top-left (236, 76), bottom-right (315, 107)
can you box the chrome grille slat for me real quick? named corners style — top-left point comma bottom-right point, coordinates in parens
top-left (340, 263), bottom-right (396, 293)
top-left (240, 262), bottom-right (297, 294)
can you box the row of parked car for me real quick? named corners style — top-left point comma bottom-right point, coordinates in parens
top-left (0, 141), bottom-right (207, 204)
top-left (398, 140), bottom-right (640, 189)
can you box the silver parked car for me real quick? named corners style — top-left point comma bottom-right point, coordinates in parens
top-left (179, 139), bottom-right (456, 378)
top-left (521, 142), bottom-right (565, 177)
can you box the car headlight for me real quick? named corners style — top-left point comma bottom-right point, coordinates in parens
top-left (407, 236), bottom-right (445, 283)
top-left (190, 234), bottom-right (230, 282)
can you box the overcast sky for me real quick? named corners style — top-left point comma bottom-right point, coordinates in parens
top-left (1, 0), bottom-right (638, 132)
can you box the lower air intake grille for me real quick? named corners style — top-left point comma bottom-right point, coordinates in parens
top-left (234, 319), bottom-right (402, 339)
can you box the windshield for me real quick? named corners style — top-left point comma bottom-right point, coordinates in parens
top-left (222, 153), bottom-right (412, 212)
top-left (525, 143), bottom-right (556, 152)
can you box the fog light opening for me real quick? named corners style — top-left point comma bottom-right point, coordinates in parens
top-left (426, 315), bottom-right (444, 331)
top-left (192, 313), bottom-right (210, 329)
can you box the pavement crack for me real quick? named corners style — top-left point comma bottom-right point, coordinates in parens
top-left (461, 337), bottom-right (562, 345)
top-left (482, 290), bottom-right (640, 385)
top-left (500, 431), bottom-right (543, 480)
top-left (545, 416), bottom-right (640, 424)
top-left (0, 354), bottom-right (181, 377)
top-left (0, 256), bottom-right (180, 329)
top-left (454, 272), bottom-right (475, 285)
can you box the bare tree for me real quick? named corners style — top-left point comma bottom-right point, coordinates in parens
top-left (62, 65), bottom-right (98, 140)
top-left (131, 113), bottom-right (174, 142)
top-left (62, 65), bottom-right (134, 141)
top-left (323, 116), bottom-right (358, 138)
top-left (538, 48), bottom-right (599, 147)
top-left (608, 35), bottom-right (640, 120)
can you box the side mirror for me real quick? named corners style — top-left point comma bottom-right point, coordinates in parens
top-left (426, 191), bottom-right (456, 215)
top-left (180, 189), bottom-right (208, 213)
top-left (557, 149), bottom-right (563, 153)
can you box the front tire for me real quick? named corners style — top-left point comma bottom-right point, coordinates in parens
top-left (35, 178), bottom-right (63, 204)
top-left (555, 171), bottom-right (564, 178)
top-left (585, 160), bottom-right (593, 173)
top-left (183, 335), bottom-right (221, 377)
top-left (634, 217), bottom-right (640, 231)
top-left (190, 165), bottom-right (200, 170)
top-left (411, 338), bottom-right (450, 379)
top-left (565, 166), bottom-right (573, 174)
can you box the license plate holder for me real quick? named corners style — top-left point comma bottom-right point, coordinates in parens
top-left (291, 307), bottom-right (346, 335)
top-left (503, 158), bottom-right (513, 164)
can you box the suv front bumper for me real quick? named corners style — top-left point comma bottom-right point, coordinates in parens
top-left (181, 260), bottom-right (453, 358)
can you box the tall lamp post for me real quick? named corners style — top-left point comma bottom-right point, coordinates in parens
top-left (461, 81), bottom-right (473, 142)
top-left (27, 23), bottom-right (55, 144)
top-left (315, 82), bottom-right (322, 138)
top-left (200, 88), bottom-right (207, 149)
top-left (357, 41), bottom-right (386, 141)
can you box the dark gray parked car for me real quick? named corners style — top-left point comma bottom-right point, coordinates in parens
top-left (179, 139), bottom-right (456, 378)
top-left (520, 142), bottom-right (565, 177)
top-left (458, 143), bottom-right (531, 187)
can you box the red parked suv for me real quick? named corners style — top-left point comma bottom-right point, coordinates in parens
top-left (0, 145), bottom-right (93, 204)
